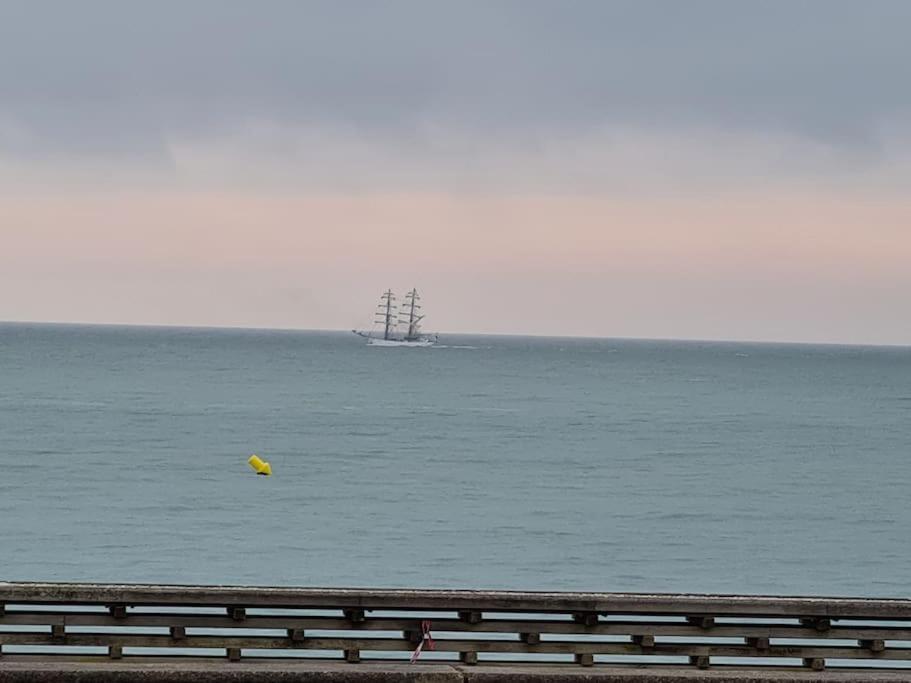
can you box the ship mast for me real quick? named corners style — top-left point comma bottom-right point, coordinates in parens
top-left (375, 289), bottom-right (396, 340)
top-left (401, 288), bottom-right (424, 341)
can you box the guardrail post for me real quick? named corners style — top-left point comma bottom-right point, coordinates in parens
top-left (689, 655), bottom-right (710, 669)
top-left (687, 616), bottom-right (714, 629)
top-left (860, 639), bottom-right (885, 652)
top-left (169, 626), bottom-right (186, 641)
top-left (344, 609), bottom-right (365, 623)
top-left (228, 607), bottom-right (246, 621)
top-left (288, 628), bottom-right (306, 642)
top-left (520, 632), bottom-right (540, 645)
top-left (108, 605), bottom-right (127, 619)
top-left (51, 624), bottom-right (65, 643)
top-left (800, 618), bottom-right (830, 632)
top-left (572, 612), bottom-right (599, 626)
top-left (458, 610), bottom-right (482, 624)
top-left (574, 653), bottom-right (594, 666)
top-left (344, 649), bottom-right (361, 663)
top-left (746, 636), bottom-right (770, 650)
top-left (632, 634), bottom-right (655, 648)
top-left (460, 651), bottom-right (478, 665)
top-left (227, 648), bottom-right (241, 661)
top-left (108, 645), bottom-right (123, 660)
top-left (803, 658), bottom-right (825, 671)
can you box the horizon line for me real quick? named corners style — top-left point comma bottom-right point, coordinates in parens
top-left (2, 318), bottom-right (910, 350)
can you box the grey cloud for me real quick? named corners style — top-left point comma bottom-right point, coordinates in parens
top-left (1, 0), bottom-right (910, 165)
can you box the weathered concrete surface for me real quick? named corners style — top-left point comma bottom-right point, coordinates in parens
top-left (458, 664), bottom-right (911, 682)
top-left (0, 661), bottom-right (458, 683)
top-left (2, 662), bottom-right (911, 683)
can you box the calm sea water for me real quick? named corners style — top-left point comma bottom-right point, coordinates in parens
top-left (1, 323), bottom-right (909, 597)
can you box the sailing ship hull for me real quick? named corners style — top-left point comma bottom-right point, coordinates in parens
top-left (366, 337), bottom-right (435, 348)
top-left (352, 330), bottom-right (436, 347)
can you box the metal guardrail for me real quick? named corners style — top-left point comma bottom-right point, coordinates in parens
top-left (1, 583), bottom-right (910, 670)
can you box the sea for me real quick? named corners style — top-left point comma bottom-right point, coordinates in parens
top-left (1, 322), bottom-right (909, 598)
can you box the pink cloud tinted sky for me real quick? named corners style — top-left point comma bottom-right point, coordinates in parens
top-left (3, 188), bottom-right (909, 344)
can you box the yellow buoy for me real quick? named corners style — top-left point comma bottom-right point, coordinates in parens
top-left (247, 454), bottom-right (272, 476)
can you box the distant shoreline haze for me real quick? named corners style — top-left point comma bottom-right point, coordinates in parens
top-left (1, 320), bottom-right (910, 350)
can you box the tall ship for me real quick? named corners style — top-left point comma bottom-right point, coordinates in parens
top-left (353, 289), bottom-right (438, 347)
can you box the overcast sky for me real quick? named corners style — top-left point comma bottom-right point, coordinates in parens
top-left (2, 1), bottom-right (910, 343)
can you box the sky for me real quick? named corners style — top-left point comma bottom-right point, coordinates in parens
top-left (2, 1), bottom-right (910, 344)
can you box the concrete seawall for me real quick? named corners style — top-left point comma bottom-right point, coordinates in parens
top-left (2, 583), bottom-right (911, 681)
